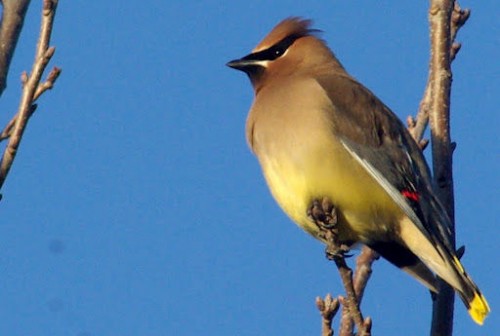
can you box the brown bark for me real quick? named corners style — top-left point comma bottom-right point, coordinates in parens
top-left (0, 0), bottom-right (31, 96)
top-left (0, 0), bottom-right (60, 191)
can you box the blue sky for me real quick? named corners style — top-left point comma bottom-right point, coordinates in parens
top-left (0, 1), bottom-right (498, 335)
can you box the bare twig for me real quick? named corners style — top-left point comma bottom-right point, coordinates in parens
top-left (0, 104), bottom-right (37, 142)
top-left (0, 115), bottom-right (17, 141)
top-left (0, 0), bottom-right (60, 190)
top-left (405, 2), bottom-right (470, 335)
top-left (408, 84), bottom-right (432, 144)
top-left (316, 294), bottom-right (340, 336)
top-left (408, 1), bottom-right (469, 145)
top-left (353, 247), bottom-right (378, 313)
top-left (0, 0), bottom-right (31, 96)
top-left (427, 2), bottom-right (460, 335)
top-left (34, 65), bottom-right (61, 99)
top-left (331, 251), bottom-right (364, 331)
top-left (0, 66), bottom-right (60, 143)
top-left (407, 6), bottom-right (469, 335)
top-left (339, 247), bottom-right (378, 336)
top-left (450, 3), bottom-right (470, 44)
top-left (324, 232), bottom-right (369, 336)
top-left (450, 4), bottom-right (469, 61)
top-left (310, 197), bottom-right (372, 336)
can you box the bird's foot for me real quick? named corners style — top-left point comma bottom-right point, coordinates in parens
top-left (325, 241), bottom-right (351, 261)
top-left (307, 197), bottom-right (338, 230)
top-left (308, 197), bottom-right (350, 260)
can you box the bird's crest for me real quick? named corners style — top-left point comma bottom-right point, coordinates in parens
top-left (253, 17), bottom-right (320, 53)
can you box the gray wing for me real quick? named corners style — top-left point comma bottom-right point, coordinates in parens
top-left (316, 73), bottom-right (455, 253)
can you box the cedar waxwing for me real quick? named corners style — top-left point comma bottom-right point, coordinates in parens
top-left (227, 18), bottom-right (489, 325)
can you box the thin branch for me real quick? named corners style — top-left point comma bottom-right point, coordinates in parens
top-left (0, 0), bottom-right (59, 190)
top-left (408, 83), bottom-right (432, 144)
top-left (34, 65), bottom-right (60, 99)
top-left (427, 1), bottom-right (459, 335)
top-left (339, 247), bottom-right (378, 336)
top-left (310, 198), bottom-right (372, 336)
top-left (316, 294), bottom-right (340, 336)
top-left (330, 249), bottom-right (364, 332)
top-left (449, 3), bottom-right (470, 61)
top-left (0, 114), bottom-right (17, 141)
top-left (0, 0), bottom-right (31, 96)
top-left (407, 1), bottom-right (469, 144)
top-left (406, 2), bottom-right (470, 335)
top-left (450, 3), bottom-right (470, 43)
top-left (0, 104), bottom-right (37, 142)
top-left (353, 247), bottom-right (377, 307)
top-left (408, 1), bottom-right (467, 333)
top-left (0, 66), bottom-right (59, 143)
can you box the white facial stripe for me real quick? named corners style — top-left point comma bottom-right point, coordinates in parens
top-left (253, 60), bottom-right (270, 68)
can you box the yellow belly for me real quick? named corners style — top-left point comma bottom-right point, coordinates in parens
top-left (260, 140), bottom-right (402, 243)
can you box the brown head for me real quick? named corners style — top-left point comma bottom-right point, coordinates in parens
top-left (227, 17), bottom-right (345, 92)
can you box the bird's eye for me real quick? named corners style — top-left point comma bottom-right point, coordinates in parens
top-left (266, 41), bottom-right (290, 60)
top-left (273, 47), bottom-right (285, 57)
top-left (244, 34), bottom-right (300, 62)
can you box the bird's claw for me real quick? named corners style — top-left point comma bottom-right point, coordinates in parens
top-left (308, 197), bottom-right (338, 230)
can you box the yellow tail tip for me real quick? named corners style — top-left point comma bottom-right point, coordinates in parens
top-left (469, 293), bottom-right (490, 325)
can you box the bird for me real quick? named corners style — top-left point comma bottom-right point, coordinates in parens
top-left (227, 17), bottom-right (489, 325)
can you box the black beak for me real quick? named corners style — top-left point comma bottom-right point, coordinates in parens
top-left (226, 49), bottom-right (266, 73)
top-left (226, 58), bottom-right (258, 71)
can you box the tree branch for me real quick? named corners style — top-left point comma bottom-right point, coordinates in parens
top-left (0, 0), bottom-right (31, 97)
top-left (407, 1), bottom-right (469, 335)
top-left (0, 66), bottom-right (59, 142)
top-left (427, 1), bottom-right (457, 335)
top-left (0, 0), bottom-right (60, 191)
top-left (339, 247), bottom-right (377, 336)
top-left (449, 3), bottom-right (470, 61)
top-left (327, 242), bottom-right (372, 336)
top-left (406, 2), bottom-right (470, 335)
top-left (407, 1), bottom-right (469, 145)
top-left (316, 294), bottom-right (340, 336)
top-left (332, 250), bottom-right (364, 332)
top-left (310, 198), bottom-right (371, 336)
